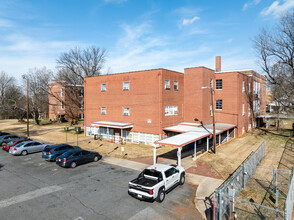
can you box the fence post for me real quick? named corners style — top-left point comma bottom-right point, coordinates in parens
top-left (243, 163), bottom-right (246, 189)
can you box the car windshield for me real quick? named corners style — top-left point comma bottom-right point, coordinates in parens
top-left (61, 151), bottom-right (75, 157)
top-left (7, 141), bottom-right (15, 145)
top-left (43, 147), bottom-right (51, 152)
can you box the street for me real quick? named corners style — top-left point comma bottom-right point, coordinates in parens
top-left (0, 149), bottom-right (202, 220)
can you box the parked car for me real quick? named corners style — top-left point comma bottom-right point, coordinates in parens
top-left (2, 138), bottom-right (30, 152)
top-left (9, 141), bottom-right (49, 156)
top-left (42, 144), bottom-right (80, 162)
top-left (0, 132), bottom-right (9, 136)
top-left (0, 135), bottom-right (22, 146)
top-left (56, 149), bottom-right (102, 168)
top-left (128, 164), bottom-right (185, 203)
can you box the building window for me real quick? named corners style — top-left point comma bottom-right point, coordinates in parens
top-left (242, 127), bottom-right (245, 134)
top-left (216, 79), bottom-right (222, 90)
top-left (242, 104), bottom-right (245, 116)
top-left (165, 80), bottom-right (170, 89)
top-left (248, 105), bottom-right (251, 116)
top-left (123, 82), bottom-right (129, 91)
top-left (210, 79), bottom-right (213, 88)
top-left (78, 89), bottom-right (84, 97)
top-left (248, 124), bottom-right (251, 130)
top-left (79, 113), bottom-right (84, 120)
top-left (210, 104), bottom-right (212, 116)
top-left (101, 107), bottom-right (106, 115)
top-left (248, 82), bottom-right (251, 93)
top-left (101, 83), bottom-right (106, 91)
top-left (123, 107), bottom-right (130, 116)
top-left (79, 101), bottom-right (84, 109)
top-left (216, 100), bottom-right (222, 110)
top-left (61, 88), bottom-right (64, 97)
top-left (165, 106), bottom-right (178, 116)
top-left (242, 80), bottom-right (245, 93)
top-left (174, 81), bottom-right (178, 90)
top-left (61, 101), bottom-right (64, 110)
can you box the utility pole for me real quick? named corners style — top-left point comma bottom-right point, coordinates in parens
top-left (210, 87), bottom-right (216, 153)
top-left (26, 78), bottom-right (29, 137)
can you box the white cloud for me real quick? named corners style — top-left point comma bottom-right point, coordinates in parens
top-left (261, 0), bottom-right (294, 17)
top-left (243, 0), bottom-right (261, 11)
top-left (182, 16), bottom-right (200, 25)
top-left (0, 18), bottom-right (14, 27)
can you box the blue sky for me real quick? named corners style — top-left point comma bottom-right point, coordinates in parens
top-left (0, 0), bottom-right (294, 80)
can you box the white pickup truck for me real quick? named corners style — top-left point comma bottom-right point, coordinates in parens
top-left (128, 164), bottom-right (185, 203)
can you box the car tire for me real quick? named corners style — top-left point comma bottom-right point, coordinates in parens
top-left (70, 162), bottom-right (77, 168)
top-left (156, 188), bottom-right (165, 203)
top-left (94, 156), bottom-right (99, 162)
top-left (21, 150), bottom-right (28, 156)
top-left (180, 173), bottom-right (185, 185)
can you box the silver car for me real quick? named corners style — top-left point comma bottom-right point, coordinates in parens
top-left (9, 141), bottom-right (48, 156)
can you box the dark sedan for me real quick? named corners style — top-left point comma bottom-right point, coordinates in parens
top-left (0, 135), bottom-right (21, 146)
top-left (56, 149), bottom-right (102, 168)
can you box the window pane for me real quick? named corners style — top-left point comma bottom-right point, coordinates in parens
top-left (101, 83), bottom-right (106, 91)
top-left (216, 100), bottom-right (222, 110)
top-left (216, 79), bottom-right (222, 89)
top-left (123, 82), bottom-right (129, 90)
top-left (174, 81), bottom-right (178, 90)
top-left (165, 80), bottom-right (170, 89)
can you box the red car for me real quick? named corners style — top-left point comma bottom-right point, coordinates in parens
top-left (2, 139), bottom-right (30, 152)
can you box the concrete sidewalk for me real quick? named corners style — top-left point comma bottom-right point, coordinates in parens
top-left (101, 156), bottom-right (223, 219)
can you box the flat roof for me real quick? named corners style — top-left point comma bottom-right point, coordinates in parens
top-left (156, 123), bottom-right (236, 147)
top-left (179, 122), bottom-right (201, 127)
top-left (91, 121), bottom-right (133, 129)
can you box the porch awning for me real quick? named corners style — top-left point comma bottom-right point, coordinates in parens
top-left (156, 123), bottom-right (236, 147)
top-left (91, 121), bottom-right (133, 129)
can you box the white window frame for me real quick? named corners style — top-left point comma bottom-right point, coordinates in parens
top-left (165, 80), bottom-right (170, 90)
top-left (242, 104), bottom-right (245, 116)
top-left (61, 101), bottom-right (64, 110)
top-left (101, 83), bottom-right (106, 92)
top-left (174, 81), bottom-right (178, 90)
top-left (78, 89), bottom-right (83, 97)
top-left (242, 80), bottom-right (245, 93)
top-left (164, 106), bottom-right (178, 116)
top-left (61, 88), bottom-right (64, 97)
top-left (123, 107), bottom-right (130, 116)
top-left (215, 79), bottom-right (222, 90)
top-left (216, 99), bottom-right (222, 110)
top-left (248, 82), bottom-right (251, 93)
top-left (123, 82), bottom-right (130, 91)
top-left (248, 105), bottom-right (251, 116)
top-left (79, 101), bottom-right (84, 109)
top-left (101, 107), bottom-right (106, 115)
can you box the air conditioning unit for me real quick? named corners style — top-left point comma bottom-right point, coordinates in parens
top-left (123, 113), bottom-right (129, 116)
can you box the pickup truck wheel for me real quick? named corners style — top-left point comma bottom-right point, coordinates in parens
top-left (94, 156), bottom-right (99, 162)
top-left (180, 173), bottom-right (185, 185)
top-left (156, 188), bottom-right (165, 203)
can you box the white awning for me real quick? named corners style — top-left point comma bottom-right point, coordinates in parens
top-left (91, 121), bottom-right (133, 129)
top-left (156, 123), bottom-right (236, 147)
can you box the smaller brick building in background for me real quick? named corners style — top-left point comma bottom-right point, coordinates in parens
top-left (49, 82), bottom-right (84, 121)
top-left (83, 56), bottom-right (266, 145)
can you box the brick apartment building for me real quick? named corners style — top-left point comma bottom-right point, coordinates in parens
top-left (83, 56), bottom-right (266, 147)
top-left (49, 82), bottom-right (84, 121)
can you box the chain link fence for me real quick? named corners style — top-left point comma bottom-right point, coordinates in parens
top-left (285, 171), bottom-right (294, 220)
top-left (214, 141), bottom-right (265, 219)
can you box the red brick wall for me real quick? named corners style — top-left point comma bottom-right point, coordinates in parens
top-left (84, 69), bottom-right (184, 136)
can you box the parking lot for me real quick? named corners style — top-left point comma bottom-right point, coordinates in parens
top-left (0, 149), bottom-right (202, 220)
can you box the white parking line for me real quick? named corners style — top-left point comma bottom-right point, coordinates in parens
top-left (0, 185), bottom-right (63, 209)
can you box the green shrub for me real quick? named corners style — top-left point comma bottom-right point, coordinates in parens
top-left (75, 127), bottom-right (81, 134)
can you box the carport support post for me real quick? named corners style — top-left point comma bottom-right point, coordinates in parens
top-left (153, 144), bottom-right (156, 165)
top-left (177, 147), bottom-right (182, 166)
top-left (207, 137), bottom-right (209, 152)
top-left (219, 134), bottom-right (221, 145)
top-left (107, 127), bottom-right (109, 154)
top-left (227, 130), bottom-right (229, 141)
top-left (193, 141), bottom-right (197, 161)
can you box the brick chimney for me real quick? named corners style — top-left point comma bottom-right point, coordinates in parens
top-left (215, 56), bottom-right (221, 72)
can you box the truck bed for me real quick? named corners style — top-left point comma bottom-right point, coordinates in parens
top-left (131, 176), bottom-right (158, 187)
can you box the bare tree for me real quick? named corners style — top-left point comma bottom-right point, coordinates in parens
top-left (0, 71), bottom-right (14, 108)
top-left (23, 67), bottom-right (53, 125)
top-left (51, 46), bottom-right (106, 120)
top-left (254, 11), bottom-right (294, 112)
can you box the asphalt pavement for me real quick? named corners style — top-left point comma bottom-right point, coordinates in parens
top-left (0, 149), bottom-right (202, 220)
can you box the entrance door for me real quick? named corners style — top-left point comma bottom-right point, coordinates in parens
top-left (115, 133), bottom-right (120, 144)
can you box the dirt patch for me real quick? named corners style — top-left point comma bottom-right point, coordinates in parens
top-left (186, 162), bottom-right (222, 179)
